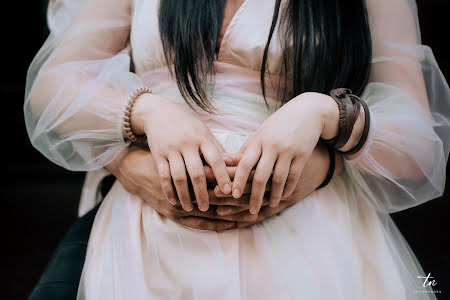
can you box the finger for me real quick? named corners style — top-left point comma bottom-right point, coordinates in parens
top-left (281, 156), bottom-right (305, 199)
top-left (216, 203), bottom-right (267, 216)
top-left (212, 193), bottom-right (270, 212)
top-left (197, 134), bottom-right (227, 155)
top-left (176, 217), bottom-right (236, 231)
top-left (190, 188), bottom-right (248, 206)
top-left (155, 157), bottom-right (177, 205)
top-left (214, 196), bottom-right (270, 215)
top-left (204, 165), bottom-right (236, 183)
top-left (212, 136), bottom-right (227, 153)
top-left (232, 143), bottom-right (262, 199)
top-left (168, 152), bottom-right (193, 211)
top-left (209, 196), bottom-right (248, 206)
top-left (211, 192), bottom-right (250, 206)
top-left (222, 153), bottom-right (242, 166)
top-left (200, 142), bottom-right (232, 194)
top-left (214, 179), bottom-right (269, 198)
top-left (237, 198), bottom-right (294, 228)
top-left (268, 154), bottom-right (292, 207)
top-left (216, 205), bottom-right (248, 216)
top-left (215, 210), bottom-right (259, 222)
top-left (238, 136), bottom-right (252, 154)
top-left (201, 135), bottom-right (228, 166)
top-left (207, 189), bottom-right (248, 206)
top-left (206, 167), bottom-right (256, 185)
top-left (249, 152), bottom-right (277, 214)
top-left (204, 165), bottom-right (215, 183)
top-left (183, 149), bottom-right (209, 212)
top-left (187, 205), bottom-right (259, 223)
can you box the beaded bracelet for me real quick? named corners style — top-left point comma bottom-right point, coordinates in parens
top-left (122, 87), bottom-right (152, 146)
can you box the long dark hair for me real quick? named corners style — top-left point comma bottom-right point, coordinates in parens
top-left (158, 0), bottom-right (372, 112)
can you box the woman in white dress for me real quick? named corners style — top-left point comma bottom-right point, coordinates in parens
top-left (25, 0), bottom-right (450, 299)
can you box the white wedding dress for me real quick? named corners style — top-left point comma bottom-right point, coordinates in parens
top-left (24, 0), bottom-right (450, 299)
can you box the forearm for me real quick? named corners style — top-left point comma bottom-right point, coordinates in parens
top-left (294, 143), bottom-right (343, 199)
top-left (30, 68), bottom-right (130, 137)
top-left (30, 0), bottom-right (132, 118)
top-left (25, 56), bottom-right (138, 170)
top-left (105, 146), bottom-right (131, 175)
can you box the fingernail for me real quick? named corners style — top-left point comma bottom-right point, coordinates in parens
top-left (232, 189), bottom-right (241, 199)
top-left (214, 185), bottom-right (223, 196)
top-left (199, 204), bottom-right (209, 212)
top-left (184, 204), bottom-right (193, 212)
top-left (169, 198), bottom-right (177, 205)
top-left (218, 207), bottom-right (233, 215)
top-left (249, 206), bottom-right (259, 215)
top-left (224, 157), bottom-right (233, 165)
top-left (268, 199), bottom-right (277, 208)
top-left (222, 183), bottom-right (231, 194)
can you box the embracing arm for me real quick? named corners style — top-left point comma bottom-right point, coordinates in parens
top-left (27, 0), bottom-right (232, 212)
top-left (25, 0), bottom-right (141, 171)
top-left (104, 143), bottom-right (342, 230)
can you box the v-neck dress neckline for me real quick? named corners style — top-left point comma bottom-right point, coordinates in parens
top-left (217, 0), bottom-right (249, 61)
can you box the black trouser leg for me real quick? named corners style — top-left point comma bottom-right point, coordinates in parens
top-left (28, 205), bottom-right (99, 300)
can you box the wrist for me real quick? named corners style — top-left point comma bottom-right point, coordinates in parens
top-left (298, 92), bottom-right (339, 140)
top-left (130, 93), bottom-right (160, 136)
top-left (105, 147), bottom-right (129, 177)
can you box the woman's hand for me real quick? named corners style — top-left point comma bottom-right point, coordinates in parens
top-left (105, 146), bottom-right (287, 230)
top-left (213, 143), bottom-right (344, 223)
top-left (231, 92), bottom-right (340, 214)
top-left (106, 146), bottom-right (238, 231)
top-left (130, 93), bottom-right (232, 212)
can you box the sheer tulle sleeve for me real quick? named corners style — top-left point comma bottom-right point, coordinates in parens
top-left (24, 0), bottom-right (142, 171)
top-left (343, 0), bottom-right (450, 213)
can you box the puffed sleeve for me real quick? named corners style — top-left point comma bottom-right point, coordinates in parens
top-left (343, 0), bottom-right (450, 213)
top-left (24, 0), bottom-right (143, 171)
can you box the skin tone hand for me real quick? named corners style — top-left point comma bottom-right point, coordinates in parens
top-left (105, 144), bottom-right (342, 230)
top-left (106, 145), bottom-right (236, 231)
top-left (130, 93), bottom-right (232, 212)
top-left (211, 144), bottom-right (344, 225)
top-left (231, 92), bottom-right (363, 215)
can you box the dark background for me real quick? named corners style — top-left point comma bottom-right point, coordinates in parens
top-left (1, 1), bottom-right (449, 299)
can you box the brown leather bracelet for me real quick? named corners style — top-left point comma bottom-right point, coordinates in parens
top-left (339, 94), bottom-right (370, 155)
top-left (321, 88), bottom-right (361, 149)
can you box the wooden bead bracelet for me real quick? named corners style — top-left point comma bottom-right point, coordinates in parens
top-left (122, 86), bottom-right (152, 146)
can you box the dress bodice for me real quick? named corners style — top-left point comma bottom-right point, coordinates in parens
top-left (130, 0), bottom-right (289, 138)
top-left (130, 0), bottom-right (285, 76)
